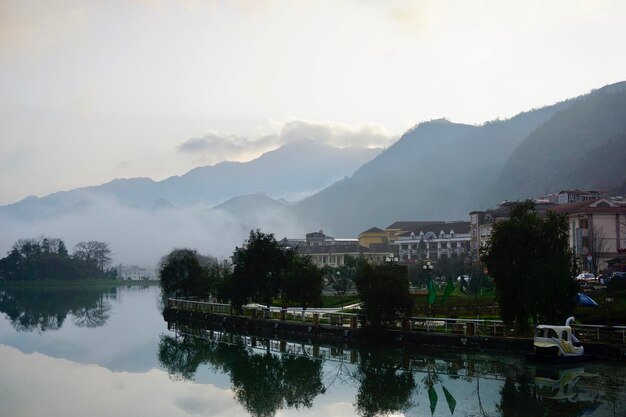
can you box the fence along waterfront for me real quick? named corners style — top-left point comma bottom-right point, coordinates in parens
top-left (167, 298), bottom-right (626, 345)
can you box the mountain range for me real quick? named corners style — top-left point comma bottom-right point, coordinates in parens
top-left (0, 140), bottom-right (380, 221)
top-left (296, 82), bottom-right (626, 235)
top-left (2, 81), bottom-right (626, 242)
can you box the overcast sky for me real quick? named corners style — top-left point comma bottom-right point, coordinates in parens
top-left (1, 0), bottom-right (626, 205)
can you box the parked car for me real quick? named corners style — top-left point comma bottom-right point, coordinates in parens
top-left (576, 272), bottom-right (595, 281)
top-left (611, 271), bottom-right (626, 280)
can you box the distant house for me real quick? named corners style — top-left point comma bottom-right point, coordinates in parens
top-left (552, 198), bottom-right (626, 273)
top-left (116, 265), bottom-right (157, 280)
top-left (357, 227), bottom-right (388, 248)
top-left (556, 189), bottom-right (608, 205)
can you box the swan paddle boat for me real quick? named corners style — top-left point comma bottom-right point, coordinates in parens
top-left (529, 317), bottom-right (593, 363)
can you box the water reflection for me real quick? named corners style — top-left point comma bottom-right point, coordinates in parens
top-left (161, 321), bottom-right (626, 417)
top-left (158, 330), bottom-right (326, 417)
top-left (0, 286), bottom-right (120, 331)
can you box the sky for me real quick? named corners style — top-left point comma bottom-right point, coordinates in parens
top-left (2, 0), bottom-right (626, 206)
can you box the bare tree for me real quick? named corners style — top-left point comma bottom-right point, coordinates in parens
top-left (589, 225), bottom-right (608, 274)
top-left (73, 241), bottom-right (112, 271)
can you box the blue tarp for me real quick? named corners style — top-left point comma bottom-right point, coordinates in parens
top-left (577, 293), bottom-right (599, 307)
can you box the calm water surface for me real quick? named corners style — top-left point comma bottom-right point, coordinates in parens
top-left (0, 285), bottom-right (624, 417)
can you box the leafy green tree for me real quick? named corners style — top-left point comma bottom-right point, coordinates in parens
top-left (435, 253), bottom-right (469, 282)
top-left (0, 236), bottom-right (109, 281)
top-left (229, 230), bottom-right (290, 309)
top-left (481, 201), bottom-right (577, 332)
top-left (354, 262), bottom-right (413, 327)
top-left (533, 211), bottom-right (578, 324)
top-left (158, 248), bottom-right (209, 298)
top-left (283, 251), bottom-right (323, 310)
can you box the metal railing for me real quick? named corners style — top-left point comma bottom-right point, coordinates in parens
top-left (167, 298), bottom-right (626, 344)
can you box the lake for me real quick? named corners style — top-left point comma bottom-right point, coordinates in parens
top-left (0, 284), bottom-right (624, 417)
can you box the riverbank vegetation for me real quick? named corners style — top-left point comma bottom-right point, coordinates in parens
top-left (159, 215), bottom-right (622, 331)
top-left (0, 236), bottom-right (117, 281)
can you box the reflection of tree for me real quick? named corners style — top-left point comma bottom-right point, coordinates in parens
top-left (498, 376), bottom-right (541, 417)
top-left (157, 329), bottom-right (326, 417)
top-left (157, 333), bottom-right (214, 380)
top-left (73, 296), bottom-right (111, 327)
top-left (282, 356), bottom-right (326, 408)
top-left (354, 350), bottom-right (415, 417)
top-left (498, 372), bottom-right (605, 417)
top-left (0, 287), bottom-right (117, 332)
top-left (599, 374), bottom-right (625, 417)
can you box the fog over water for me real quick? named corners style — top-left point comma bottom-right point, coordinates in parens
top-left (0, 194), bottom-right (308, 267)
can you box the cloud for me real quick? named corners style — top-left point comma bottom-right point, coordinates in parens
top-left (177, 132), bottom-right (275, 164)
top-left (0, 344), bottom-right (243, 417)
top-left (0, 0), bottom-right (88, 54)
top-left (0, 193), bottom-right (309, 268)
top-left (177, 120), bottom-right (394, 164)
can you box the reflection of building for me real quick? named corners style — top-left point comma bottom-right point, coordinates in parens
top-left (116, 265), bottom-right (157, 280)
top-left (552, 198), bottom-right (626, 272)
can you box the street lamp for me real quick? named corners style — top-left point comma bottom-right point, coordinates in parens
top-left (336, 271), bottom-right (345, 313)
top-left (385, 253), bottom-right (399, 264)
top-left (423, 261), bottom-right (435, 309)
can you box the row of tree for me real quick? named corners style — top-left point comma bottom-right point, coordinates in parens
top-left (159, 230), bottom-right (324, 312)
top-left (160, 201), bottom-right (579, 333)
top-left (0, 236), bottom-right (115, 281)
top-left (159, 230), bottom-right (416, 326)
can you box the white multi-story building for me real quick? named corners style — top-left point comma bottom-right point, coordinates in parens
top-left (117, 265), bottom-right (157, 280)
top-left (388, 221), bottom-right (471, 262)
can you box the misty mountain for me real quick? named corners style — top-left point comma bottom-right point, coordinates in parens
top-left (211, 193), bottom-right (302, 235)
top-left (296, 82), bottom-right (626, 236)
top-left (295, 103), bottom-right (569, 235)
top-left (0, 141), bottom-right (380, 220)
top-left (493, 82), bottom-right (626, 199)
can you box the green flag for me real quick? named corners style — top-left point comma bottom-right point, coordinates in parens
top-left (428, 384), bottom-right (438, 415)
top-left (441, 277), bottom-right (455, 303)
top-left (427, 278), bottom-right (436, 305)
top-left (442, 385), bottom-right (457, 415)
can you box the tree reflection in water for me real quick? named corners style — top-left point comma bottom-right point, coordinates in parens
top-left (158, 322), bottom-right (626, 417)
top-left (158, 332), bottom-right (326, 417)
top-left (0, 286), bottom-right (118, 331)
top-left (354, 348), bottom-right (416, 417)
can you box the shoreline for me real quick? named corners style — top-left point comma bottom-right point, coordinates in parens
top-left (163, 307), bottom-right (626, 361)
top-left (0, 279), bottom-right (160, 289)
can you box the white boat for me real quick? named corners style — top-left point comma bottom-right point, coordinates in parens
top-left (530, 317), bottom-right (592, 362)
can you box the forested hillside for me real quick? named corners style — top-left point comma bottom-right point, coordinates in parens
top-left (494, 83), bottom-right (626, 199)
top-left (295, 103), bottom-right (568, 235)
